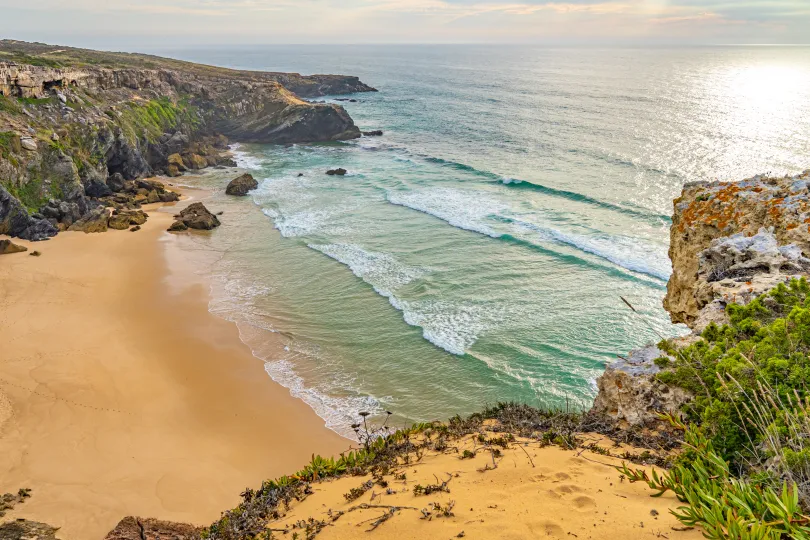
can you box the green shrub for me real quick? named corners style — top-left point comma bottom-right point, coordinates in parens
top-left (658, 278), bottom-right (810, 470)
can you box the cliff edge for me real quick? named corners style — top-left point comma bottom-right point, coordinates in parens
top-left (0, 40), bottom-right (375, 241)
top-left (592, 169), bottom-right (810, 429)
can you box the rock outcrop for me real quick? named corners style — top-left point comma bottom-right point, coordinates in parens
top-left (0, 39), bottom-right (373, 242)
top-left (104, 516), bottom-right (199, 540)
top-left (0, 186), bottom-right (58, 241)
top-left (590, 345), bottom-right (692, 428)
top-left (592, 169), bottom-right (810, 430)
top-left (665, 170), bottom-right (810, 327)
top-left (0, 519), bottom-right (60, 539)
top-left (225, 173), bottom-right (258, 196)
top-left (0, 239), bottom-right (27, 254)
top-left (169, 202), bottom-right (220, 231)
top-left (68, 206), bottom-right (109, 233)
top-left (326, 168), bottom-right (347, 176)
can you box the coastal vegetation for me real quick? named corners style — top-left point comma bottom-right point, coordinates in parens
top-left (616, 278), bottom-right (810, 539)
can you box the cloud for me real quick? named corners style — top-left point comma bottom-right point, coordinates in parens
top-left (0, 0), bottom-right (807, 44)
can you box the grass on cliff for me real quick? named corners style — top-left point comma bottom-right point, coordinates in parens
top-left (117, 97), bottom-right (200, 144)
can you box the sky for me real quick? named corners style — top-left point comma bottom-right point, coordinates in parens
top-left (0, 0), bottom-right (808, 47)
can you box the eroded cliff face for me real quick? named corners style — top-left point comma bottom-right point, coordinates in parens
top-left (0, 62), bottom-right (362, 144)
top-left (665, 170), bottom-right (810, 327)
top-left (0, 41), bottom-right (374, 240)
top-left (592, 170), bottom-right (810, 429)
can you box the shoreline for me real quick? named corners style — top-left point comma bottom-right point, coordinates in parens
top-left (0, 188), bottom-right (347, 538)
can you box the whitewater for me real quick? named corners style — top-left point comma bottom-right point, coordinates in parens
top-left (161, 44), bottom-right (810, 436)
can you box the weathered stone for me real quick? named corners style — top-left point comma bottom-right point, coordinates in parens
top-left (108, 209), bottom-right (147, 230)
top-left (20, 137), bottom-right (37, 151)
top-left (85, 180), bottom-right (113, 198)
top-left (326, 168), bottom-right (347, 176)
top-left (0, 519), bottom-right (60, 540)
top-left (176, 202), bottom-right (220, 230)
top-left (225, 173), bottom-right (258, 196)
top-left (159, 191), bottom-right (180, 203)
top-left (104, 516), bottom-right (199, 540)
top-left (167, 153), bottom-right (187, 172)
top-left (146, 190), bottom-right (160, 203)
top-left (0, 186), bottom-right (58, 241)
top-left (68, 207), bottom-right (109, 233)
top-left (362, 130), bottom-right (383, 136)
top-left (590, 345), bottom-right (692, 429)
top-left (0, 239), bottom-right (27, 254)
top-left (135, 179), bottom-right (166, 192)
top-left (182, 153), bottom-right (208, 170)
top-left (167, 164), bottom-right (182, 177)
top-left (665, 170), bottom-right (810, 327)
top-left (107, 173), bottom-right (126, 193)
top-left (167, 220), bottom-right (188, 232)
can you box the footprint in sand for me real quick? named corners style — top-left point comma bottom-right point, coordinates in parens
top-left (553, 484), bottom-right (583, 495)
top-left (572, 495), bottom-right (597, 509)
top-left (552, 472), bottom-right (571, 482)
top-left (527, 520), bottom-right (565, 537)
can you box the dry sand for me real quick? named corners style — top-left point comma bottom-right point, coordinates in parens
top-left (0, 193), bottom-right (347, 539)
top-left (275, 432), bottom-right (705, 540)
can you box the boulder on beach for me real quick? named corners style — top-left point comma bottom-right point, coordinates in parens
top-left (168, 202), bottom-right (220, 231)
top-left (225, 173), bottom-right (259, 196)
top-left (326, 168), bottom-right (347, 176)
top-left (108, 209), bottom-right (148, 230)
top-left (167, 220), bottom-right (188, 232)
top-left (0, 239), bottom-right (28, 255)
top-left (68, 207), bottom-right (110, 233)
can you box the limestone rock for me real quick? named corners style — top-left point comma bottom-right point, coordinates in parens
top-left (225, 173), bottom-right (258, 196)
top-left (590, 346), bottom-right (692, 429)
top-left (104, 516), bottom-right (199, 540)
top-left (665, 170), bottom-right (810, 327)
top-left (159, 191), bottom-right (180, 203)
top-left (85, 179), bottom-right (113, 198)
top-left (68, 207), bottom-right (110, 233)
top-left (0, 239), bottom-right (27, 254)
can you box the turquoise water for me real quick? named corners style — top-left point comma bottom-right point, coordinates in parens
top-left (161, 46), bottom-right (810, 437)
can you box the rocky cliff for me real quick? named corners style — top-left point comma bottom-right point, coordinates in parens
top-left (664, 170), bottom-right (810, 328)
top-left (592, 169), bottom-right (810, 428)
top-left (0, 40), bottom-right (375, 241)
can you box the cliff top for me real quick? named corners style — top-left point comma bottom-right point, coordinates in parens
top-left (0, 40), bottom-right (377, 97)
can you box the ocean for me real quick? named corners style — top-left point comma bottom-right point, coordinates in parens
top-left (156, 45), bottom-right (810, 437)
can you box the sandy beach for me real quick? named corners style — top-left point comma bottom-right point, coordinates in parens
top-left (0, 190), bottom-right (347, 538)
